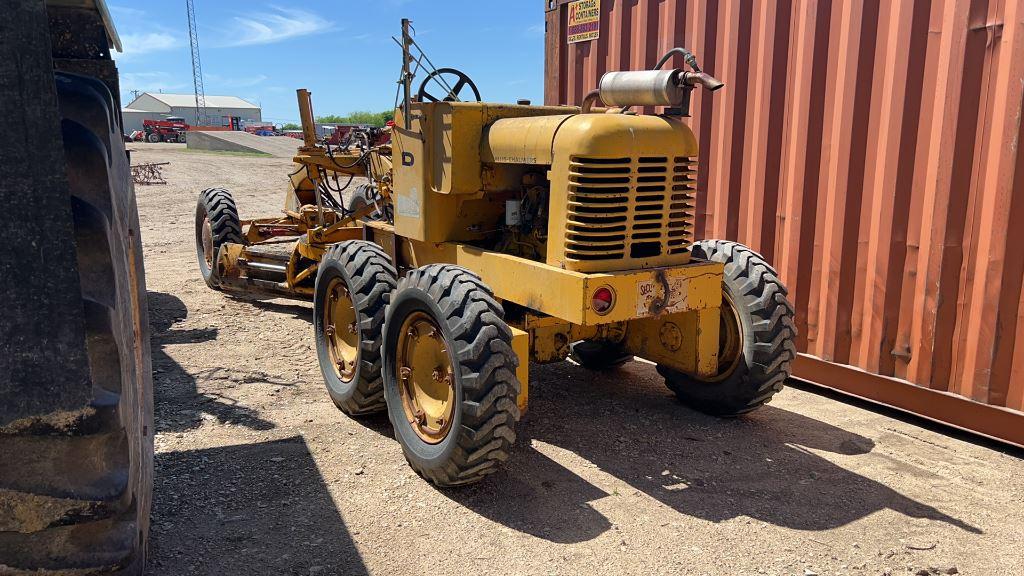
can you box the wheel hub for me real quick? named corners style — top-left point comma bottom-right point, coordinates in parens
top-left (710, 292), bottom-right (744, 382)
top-left (323, 279), bottom-right (359, 382)
top-left (201, 216), bottom-right (214, 268)
top-left (395, 312), bottom-right (455, 444)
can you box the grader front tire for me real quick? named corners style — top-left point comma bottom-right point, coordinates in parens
top-left (313, 241), bottom-right (397, 415)
top-left (194, 187), bottom-right (243, 289)
top-left (660, 240), bottom-right (797, 416)
top-left (382, 265), bottom-right (520, 487)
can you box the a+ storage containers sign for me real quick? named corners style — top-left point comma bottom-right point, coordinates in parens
top-left (567, 0), bottom-right (600, 44)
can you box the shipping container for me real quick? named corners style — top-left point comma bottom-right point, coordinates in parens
top-left (545, 0), bottom-right (1024, 447)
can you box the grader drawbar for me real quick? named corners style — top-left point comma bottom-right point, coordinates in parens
top-left (194, 20), bottom-right (797, 487)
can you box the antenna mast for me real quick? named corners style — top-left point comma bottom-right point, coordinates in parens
top-left (186, 0), bottom-right (207, 126)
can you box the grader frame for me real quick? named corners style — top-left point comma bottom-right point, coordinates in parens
top-left (196, 19), bottom-right (796, 487)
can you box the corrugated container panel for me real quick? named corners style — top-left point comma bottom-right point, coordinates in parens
top-left (545, 0), bottom-right (1024, 445)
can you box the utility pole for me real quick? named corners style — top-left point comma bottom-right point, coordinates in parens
top-left (185, 0), bottom-right (207, 126)
top-left (129, 89), bottom-right (141, 102)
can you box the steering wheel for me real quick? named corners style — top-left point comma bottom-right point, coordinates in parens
top-left (416, 67), bottom-right (481, 103)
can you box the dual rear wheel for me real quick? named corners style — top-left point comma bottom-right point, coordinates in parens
top-left (314, 245), bottom-right (519, 487)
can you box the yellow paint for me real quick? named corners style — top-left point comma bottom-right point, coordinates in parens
top-left (450, 243), bottom-right (722, 326)
top-left (510, 327), bottom-right (530, 414)
top-left (481, 114), bottom-right (574, 165)
top-left (547, 113), bottom-right (701, 273)
top-left (622, 307), bottom-right (720, 378)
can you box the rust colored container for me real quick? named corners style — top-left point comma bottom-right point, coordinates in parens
top-left (545, 0), bottom-right (1024, 447)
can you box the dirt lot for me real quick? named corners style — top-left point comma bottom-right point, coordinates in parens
top-left (131, 143), bottom-right (1024, 576)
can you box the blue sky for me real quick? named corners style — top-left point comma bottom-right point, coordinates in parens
top-left (110, 1), bottom-right (546, 124)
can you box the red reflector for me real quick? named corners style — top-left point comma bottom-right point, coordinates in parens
top-left (592, 286), bottom-right (615, 315)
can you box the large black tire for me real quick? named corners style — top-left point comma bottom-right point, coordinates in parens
top-left (570, 340), bottom-right (632, 370)
top-left (146, 131), bottom-right (161, 143)
top-left (345, 183), bottom-right (388, 222)
top-left (313, 241), bottom-right (397, 415)
top-left (0, 47), bottom-right (153, 576)
top-left (382, 265), bottom-right (520, 487)
top-left (660, 240), bottom-right (797, 416)
top-left (195, 187), bottom-right (244, 289)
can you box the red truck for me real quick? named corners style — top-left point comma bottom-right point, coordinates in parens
top-left (142, 116), bottom-right (188, 143)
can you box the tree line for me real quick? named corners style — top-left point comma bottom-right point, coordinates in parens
top-left (281, 110), bottom-right (395, 130)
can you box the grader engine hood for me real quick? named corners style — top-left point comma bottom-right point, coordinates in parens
top-left (482, 112), bottom-right (701, 273)
top-left (482, 112), bottom-right (697, 166)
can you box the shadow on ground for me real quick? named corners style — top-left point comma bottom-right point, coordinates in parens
top-left (149, 436), bottom-right (367, 575)
top-left (155, 290), bottom-right (980, 544)
top-left (443, 361), bottom-right (981, 542)
top-left (148, 291), bottom-right (282, 432)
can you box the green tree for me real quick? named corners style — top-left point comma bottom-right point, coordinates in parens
top-left (315, 110), bottom-right (394, 127)
top-left (280, 122), bottom-right (301, 130)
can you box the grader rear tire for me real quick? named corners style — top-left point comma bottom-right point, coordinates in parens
top-left (660, 240), bottom-right (797, 416)
top-left (313, 241), bottom-right (397, 415)
top-left (0, 68), bottom-right (153, 573)
top-left (195, 187), bottom-right (243, 289)
top-left (382, 265), bottom-right (520, 487)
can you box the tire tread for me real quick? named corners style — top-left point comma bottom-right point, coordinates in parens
top-left (661, 240), bottom-right (797, 416)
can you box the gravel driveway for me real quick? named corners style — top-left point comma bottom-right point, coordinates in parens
top-left (131, 143), bottom-right (1024, 576)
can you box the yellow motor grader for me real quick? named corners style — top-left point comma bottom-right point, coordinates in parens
top-left (195, 20), bottom-right (796, 487)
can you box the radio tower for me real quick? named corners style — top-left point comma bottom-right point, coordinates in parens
top-left (186, 0), bottom-right (207, 125)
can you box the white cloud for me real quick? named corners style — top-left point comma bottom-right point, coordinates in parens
top-left (116, 32), bottom-right (181, 59)
top-left (120, 72), bottom-right (188, 94)
top-left (220, 7), bottom-right (333, 47)
top-left (108, 4), bottom-right (145, 19)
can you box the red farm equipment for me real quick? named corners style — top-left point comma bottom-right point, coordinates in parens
top-left (142, 116), bottom-right (189, 143)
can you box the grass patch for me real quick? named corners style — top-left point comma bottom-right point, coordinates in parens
top-left (179, 148), bottom-right (274, 158)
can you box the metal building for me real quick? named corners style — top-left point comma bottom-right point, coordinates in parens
top-left (122, 92), bottom-right (261, 132)
top-left (545, 0), bottom-right (1024, 447)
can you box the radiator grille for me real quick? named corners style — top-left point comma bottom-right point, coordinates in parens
top-left (565, 156), bottom-right (696, 262)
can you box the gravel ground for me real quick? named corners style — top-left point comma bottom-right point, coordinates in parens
top-left (130, 143), bottom-right (1024, 576)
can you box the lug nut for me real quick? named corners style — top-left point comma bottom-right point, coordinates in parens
top-left (325, 325), bottom-right (336, 337)
top-left (348, 322), bottom-right (358, 334)
top-left (399, 366), bottom-right (412, 380)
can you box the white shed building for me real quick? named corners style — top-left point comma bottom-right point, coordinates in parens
top-left (121, 93), bottom-right (261, 132)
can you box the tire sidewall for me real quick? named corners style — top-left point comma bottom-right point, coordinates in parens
top-left (662, 284), bottom-right (755, 412)
top-left (313, 251), bottom-right (365, 406)
top-left (718, 270), bottom-right (756, 387)
top-left (194, 199), bottom-right (215, 285)
top-left (665, 242), bottom-right (762, 413)
top-left (382, 285), bottom-right (464, 469)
